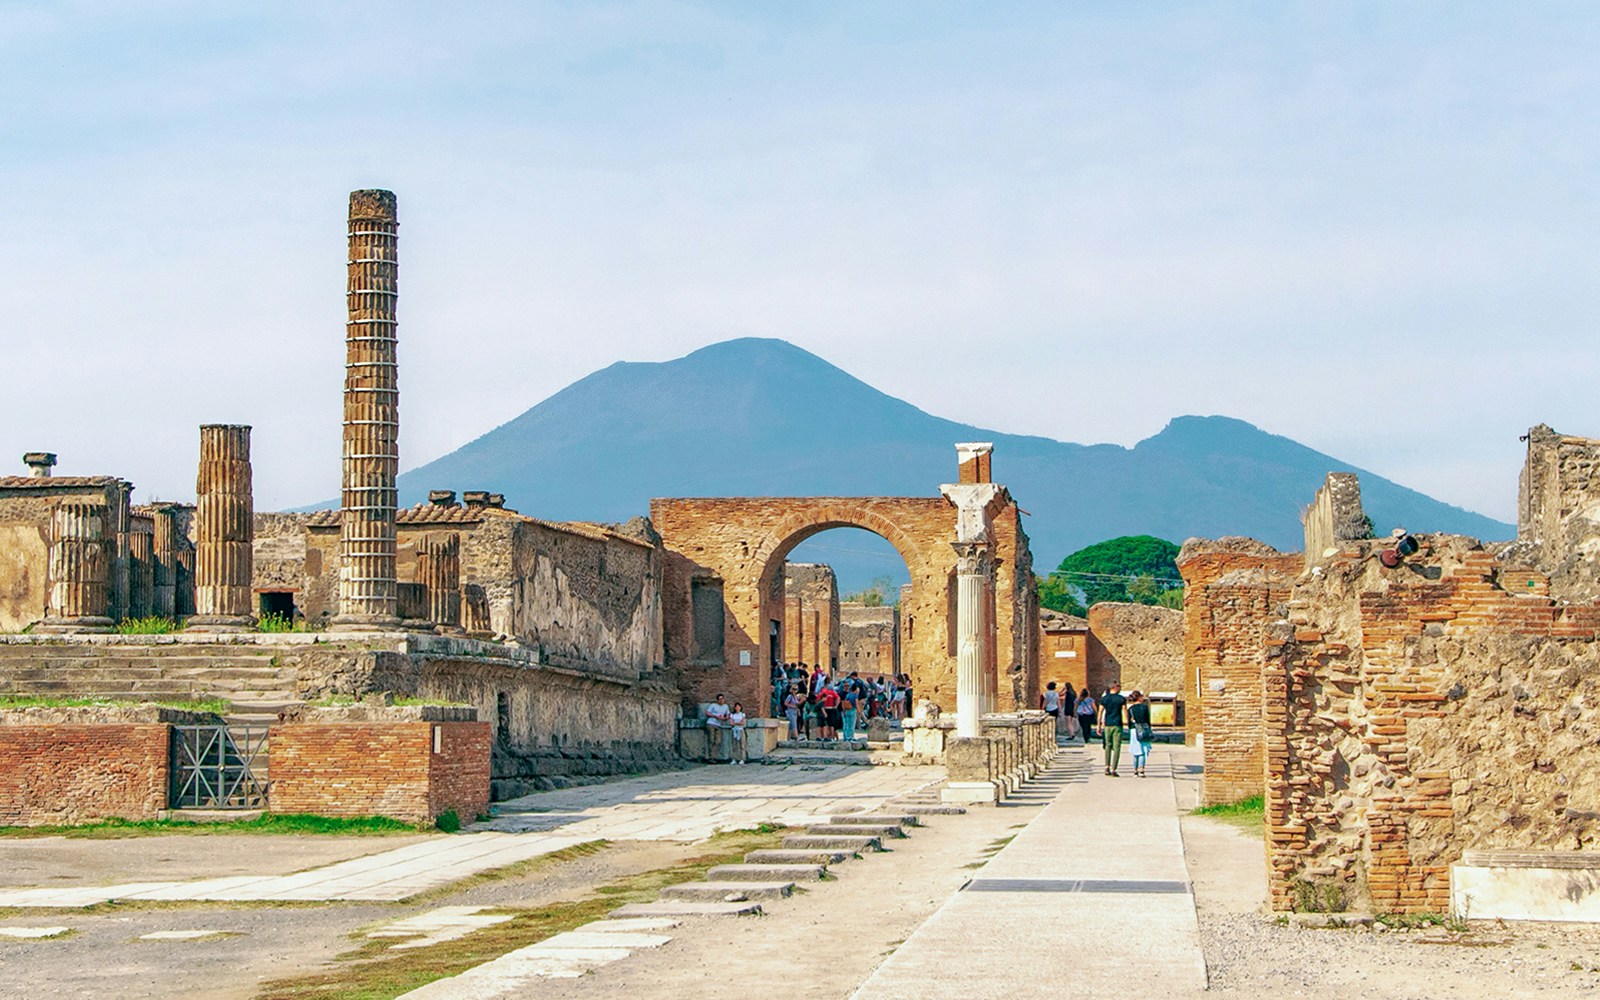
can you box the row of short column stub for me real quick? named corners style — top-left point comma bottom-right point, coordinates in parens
top-left (1301, 471), bottom-right (1368, 570)
top-left (939, 710), bottom-right (1057, 806)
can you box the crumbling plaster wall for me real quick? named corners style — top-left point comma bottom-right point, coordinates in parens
top-left (1267, 534), bottom-right (1600, 914)
top-left (1516, 424), bottom-right (1600, 603)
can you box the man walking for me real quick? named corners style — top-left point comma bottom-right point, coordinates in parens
top-left (1097, 683), bottom-right (1128, 776)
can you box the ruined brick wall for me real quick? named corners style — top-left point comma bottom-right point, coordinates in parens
top-left (268, 719), bottom-right (490, 823)
top-left (840, 603), bottom-right (898, 677)
top-left (652, 495), bottom-right (1037, 716)
top-left (1516, 424), bottom-right (1600, 602)
top-left (1267, 535), bottom-right (1600, 913)
top-left (1303, 472), bottom-right (1368, 567)
top-left (1039, 612), bottom-right (1088, 693)
top-left (995, 504), bottom-right (1040, 710)
top-left (783, 562), bottom-right (839, 670)
top-left (1086, 602), bottom-right (1184, 698)
top-left (0, 723), bottom-right (169, 824)
top-left (1176, 537), bottom-right (1302, 805)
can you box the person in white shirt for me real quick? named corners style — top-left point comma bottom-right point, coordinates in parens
top-left (729, 703), bottom-right (748, 764)
top-left (705, 694), bottom-right (732, 762)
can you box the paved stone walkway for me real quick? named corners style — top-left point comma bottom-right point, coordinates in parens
top-left (851, 746), bottom-right (1207, 999)
top-left (0, 764), bottom-right (940, 908)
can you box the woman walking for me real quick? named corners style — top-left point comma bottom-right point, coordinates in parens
top-left (1075, 689), bottom-right (1098, 747)
top-left (1128, 690), bottom-right (1154, 776)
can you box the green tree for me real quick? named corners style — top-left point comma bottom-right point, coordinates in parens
top-left (1044, 535), bottom-right (1183, 610)
top-left (1037, 574), bottom-right (1087, 617)
top-left (843, 575), bottom-right (899, 608)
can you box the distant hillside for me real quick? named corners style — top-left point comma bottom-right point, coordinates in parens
top-left (347, 338), bottom-right (1511, 589)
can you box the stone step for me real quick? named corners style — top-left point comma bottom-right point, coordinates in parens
top-left (743, 848), bottom-right (854, 866)
top-left (775, 740), bottom-right (867, 750)
top-left (782, 834), bottom-right (882, 852)
top-left (899, 804), bottom-right (967, 816)
top-left (751, 754), bottom-right (874, 767)
top-left (705, 863), bottom-right (825, 883)
top-left (803, 823), bottom-right (905, 839)
top-left (611, 900), bottom-right (764, 918)
top-left (829, 813), bottom-right (921, 827)
top-left (658, 881), bottom-right (794, 901)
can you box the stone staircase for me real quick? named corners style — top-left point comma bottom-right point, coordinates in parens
top-left (611, 786), bottom-right (960, 919)
top-left (0, 643), bottom-right (303, 724)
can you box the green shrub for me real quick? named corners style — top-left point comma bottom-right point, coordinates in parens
top-left (257, 611), bottom-right (294, 633)
top-left (435, 809), bottom-right (461, 833)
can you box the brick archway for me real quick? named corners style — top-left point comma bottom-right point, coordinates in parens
top-left (652, 495), bottom-right (1038, 718)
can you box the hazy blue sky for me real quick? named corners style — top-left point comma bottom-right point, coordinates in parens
top-left (3, 2), bottom-right (1596, 519)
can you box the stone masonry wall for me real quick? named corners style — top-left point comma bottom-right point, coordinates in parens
top-left (1086, 602), bottom-right (1184, 697)
top-left (1303, 472), bottom-right (1368, 568)
top-left (269, 718), bottom-right (490, 824)
top-left (1177, 537), bottom-right (1302, 805)
top-left (1267, 534), bottom-right (1600, 913)
top-left (1516, 424), bottom-right (1600, 603)
top-left (840, 603), bottom-right (898, 677)
top-left (784, 562), bottom-right (839, 671)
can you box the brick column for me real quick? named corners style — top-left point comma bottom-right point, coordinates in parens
top-left (38, 503), bottom-right (113, 632)
top-left (418, 532), bottom-right (463, 633)
top-left (188, 424), bottom-right (255, 631)
top-left (332, 188), bottom-right (402, 631)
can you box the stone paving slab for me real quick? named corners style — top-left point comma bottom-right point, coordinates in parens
top-left (850, 749), bottom-right (1206, 1000)
top-left (0, 764), bottom-right (942, 908)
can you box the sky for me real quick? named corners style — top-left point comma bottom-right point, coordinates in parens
top-left (2, 1), bottom-right (1597, 521)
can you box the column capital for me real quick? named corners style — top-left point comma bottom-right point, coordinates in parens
top-left (951, 540), bottom-right (994, 576)
top-left (940, 482), bottom-right (1002, 544)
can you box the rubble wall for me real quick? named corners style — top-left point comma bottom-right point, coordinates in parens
top-left (1085, 602), bottom-right (1184, 697)
top-left (1268, 535), bottom-right (1600, 913)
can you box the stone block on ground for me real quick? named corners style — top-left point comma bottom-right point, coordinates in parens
top-left (705, 863), bottom-right (825, 882)
top-left (610, 901), bottom-right (763, 918)
top-left (803, 823), bottom-right (905, 838)
top-left (782, 834), bottom-right (882, 852)
top-left (658, 881), bottom-right (794, 901)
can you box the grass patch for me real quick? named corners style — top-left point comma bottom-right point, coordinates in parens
top-left (117, 616), bottom-right (177, 634)
top-left (255, 824), bottom-right (788, 1000)
top-left (403, 841), bottom-right (609, 905)
top-left (0, 695), bottom-right (231, 714)
top-left (1378, 911), bottom-right (1468, 933)
top-left (1189, 795), bottom-right (1265, 836)
top-left (0, 813), bottom-right (426, 839)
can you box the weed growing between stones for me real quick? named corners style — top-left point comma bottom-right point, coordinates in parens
top-left (1189, 795), bottom-right (1265, 836)
top-left (255, 825), bottom-right (788, 1000)
top-left (115, 616), bottom-right (177, 634)
top-left (1292, 878), bottom-right (1349, 914)
top-left (0, 695), bottom-right (231, 714)
top-left (0, 813), bottom-right (424, 839)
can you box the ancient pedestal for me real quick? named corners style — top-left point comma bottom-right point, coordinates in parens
top-left (37, 502), bottom-right (113, 633)
top-left (941, 735), bottom-right (1001, 805)
top-left (417, 532), bottom-right (463, 634)
top-left (332, 188), bottom-right (402, 632)
top-left (188, 424), bottom-right (255, 631)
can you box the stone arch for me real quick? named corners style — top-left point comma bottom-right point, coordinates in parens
top-left (651, 495), bottom-right (1038, 718)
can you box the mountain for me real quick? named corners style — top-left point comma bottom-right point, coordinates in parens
top-left (378, 338), bottom-right (1513, 588)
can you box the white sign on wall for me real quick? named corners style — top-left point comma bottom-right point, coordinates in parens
top-left (1053, 650), bottom-right (1077, 659)
top-left (738, 650), bottom-right (752, 666)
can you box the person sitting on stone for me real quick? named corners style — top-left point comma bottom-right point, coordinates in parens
top-left (705, 693), bottom-right (732, 762)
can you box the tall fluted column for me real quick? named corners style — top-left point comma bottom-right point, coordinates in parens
top-left (332, 188), bottom-right (401, 631)
top-left (150, 504), bottom-right (180, 618)
top-left (952, 542), bottom-right (991, 738)
top-left (39, 503), bottom-right (112, 632)
top-left (127, 527), bottom-right (154, 620)
top-left (418, 532), bottom-right (463, 633)
top-left (188, 424), bottom-right (255, 631)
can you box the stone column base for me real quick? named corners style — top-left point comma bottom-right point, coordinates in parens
top-left (329, 615), bottom-right (403, 633)
top-left (184, 615), bottom-right (256, 633)
top-left (400, 618), bottom-right (438, 634)
top-left (942, 781), bottom-right (1001, 806)
top-left (33, 617), bottom-right (114, 634)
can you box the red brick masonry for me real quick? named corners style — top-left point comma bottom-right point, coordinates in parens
top-left (269, 721), bottom-right (491, 825)
top-left (0, 723), bottom-right (170, 825)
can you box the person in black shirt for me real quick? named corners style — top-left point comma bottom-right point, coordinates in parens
top-left (1127, 690), bottom-right (1153, 777)
top-left (1098, 683), bottom-right (1128, 776)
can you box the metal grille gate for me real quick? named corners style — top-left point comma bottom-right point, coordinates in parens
top-left (171, 725), bottom-right (269, 809)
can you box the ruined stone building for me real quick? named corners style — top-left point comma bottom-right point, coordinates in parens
top-left (839, 602), bottom-right (899, 676)
top-left (0, 187), bottom-right (1042, 804)
top-left (1038, 610), bottom-right (1088, 693)
top-left (781, 562), bottom-right (839, 671)
top-left (1176, 429), bottom-right (1600, 915)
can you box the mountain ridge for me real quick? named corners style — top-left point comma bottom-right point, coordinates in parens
top-left (309, 338), bottom-right (1513, 588)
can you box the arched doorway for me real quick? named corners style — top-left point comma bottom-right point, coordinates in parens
top-left (652, 494), bottom-right (1039, 718)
